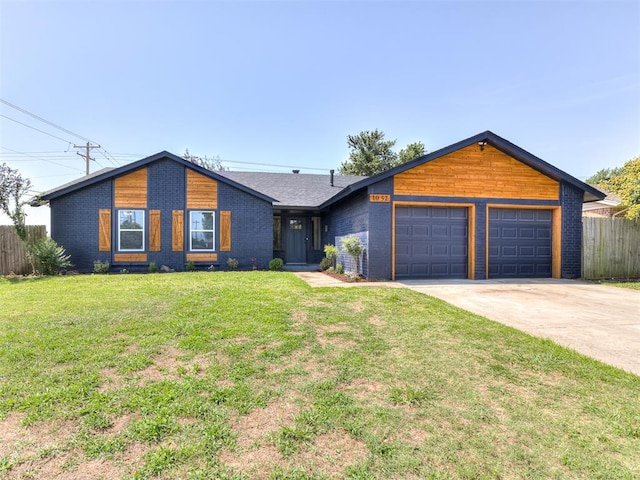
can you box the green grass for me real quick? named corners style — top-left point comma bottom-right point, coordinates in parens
top-left (607, 282), bottom-right (640, 290)
top-left (1, 272), bottom-right (639, 479)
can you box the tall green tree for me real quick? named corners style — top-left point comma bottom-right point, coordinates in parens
top-left (338, 130), bottom-right (427, 176)
top-left (0, 163), bottom-right (32, 242)
top-left (588, 156), bottom-right (640, 219)
top-left (182, 149), bottom-right (226, 171)
top-left (398, 141), bottom-right (426, 164)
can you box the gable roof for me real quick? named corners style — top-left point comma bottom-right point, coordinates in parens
top-left (35, 151), bottom-right (275, 204)
top-left (322, 130), bottom-right (606, 207)
top-left (218, 171), bottom-right (366, 208)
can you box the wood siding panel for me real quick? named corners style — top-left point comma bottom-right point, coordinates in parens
top-left (149, 210), bottom-right (161, 252)
top-left (115, 168), bottom-right (148, 207)
top-left (113, 253), bottom-right (147, 262)
top-left (99, 209), bottom-right (111, 252)
top-left (186, 253), bottom-right (218, 262)
top-left (394, 145), bottom-right (559, 200)
top-left (220, 211), bottom-right (231, 252)
top-left (186, 169), bottom-right (218, 209)
top-left (172, 210), bottom-right (184, 252)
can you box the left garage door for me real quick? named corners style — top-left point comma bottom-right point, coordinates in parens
top-left (395, 206), bottom-right (468, 279)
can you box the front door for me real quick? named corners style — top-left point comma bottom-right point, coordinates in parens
top-left (286, 217), bottom-right (307, 263)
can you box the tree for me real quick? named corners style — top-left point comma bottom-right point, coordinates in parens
top-left (588, 156), bottom-right (640, 219)
top-left (339, 130), bottom-right (398, 176)
top-left (182, 149), bottom-right (226, 171)
top-left (398, 141), bottom-right (426, 164)
top-left (0, 163), bottom-right (32, 242)
top-left (338, 130), bottom-right (427, 176)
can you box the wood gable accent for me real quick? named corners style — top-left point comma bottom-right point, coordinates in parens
top-left (172, 210), bottom-right (184, 252)
top-left (394, 144), bottom-right (559, 200)
top-left (98, 209), bottom-right (111, 252)
top-left (149, 210), bottom-right (161, 252)
top-left (220, 211), bottom-right (231, 252)
top-left (115, 168), bottom-right (148, 207)
top-left (186, 169), bottom-right (218, 209)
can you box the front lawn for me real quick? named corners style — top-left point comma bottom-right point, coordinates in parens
top-left (1, 273), bottom-right (638, 479)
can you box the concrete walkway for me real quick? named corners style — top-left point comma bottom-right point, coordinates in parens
top-left (295, 273), bottom-right (640, 376)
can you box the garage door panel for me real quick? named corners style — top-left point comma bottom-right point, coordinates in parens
top-left (395, 206), bottom-right (468, 279)
top-left (489, 208), bottom-right (552, 279)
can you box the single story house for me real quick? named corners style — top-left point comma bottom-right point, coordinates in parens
top-left (36, 131), bottom-right (604, 280)
top-left (582, 187), bottom-right (624, 217)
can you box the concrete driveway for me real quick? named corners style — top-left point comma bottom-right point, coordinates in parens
top-left (398, 279), bottom-right (640, 376)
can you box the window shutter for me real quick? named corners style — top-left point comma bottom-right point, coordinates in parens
top-left (149, 210), bottom-right (161, 252)
top-left (99, 209), bottom-right (111, 251)
top-left (172, 210), bottom-right (184, 251)
top-left (220, 211), bottom-right (231, 252)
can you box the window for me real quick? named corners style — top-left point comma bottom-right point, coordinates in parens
top-left (273, 216), bottom-right (282, 250)
top-left (190, 211), bottom-right (215, 251)
top-left (118, 210), bottom-right (145, 251)
top-left (312, 217), bottom-right (321, 250)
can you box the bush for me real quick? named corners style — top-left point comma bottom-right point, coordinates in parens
top-left (185, 261), bottom-right (196, 272)
top-left (93, 260), bottom-right (110, 274)
top-left (269, 258), bottom-right (284, 271)
top-left (335, 263), bottom-right (344, 275)
top-left (227, 258), bottom-right (239, 270)
top-left (323, 244), bottom-right (338, 263)
top-left (30, 238), bottom-right (72, 275)
top-left (319, 257), bottom-right (332, 271)
top-left (342, 235), bottom-right (365, 275)
top-left (148, 262), bottom-right (158, 273)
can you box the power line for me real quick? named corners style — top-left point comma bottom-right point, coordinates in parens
top-left (0, 98), bottom-right (95, 143)
top-left (0, 113), bottom-right (73, 145)
top-left (0, 146), bottom-right (85, 173)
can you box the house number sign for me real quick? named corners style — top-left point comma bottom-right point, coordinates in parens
top-left (369, 194), bottom-right (391, 203)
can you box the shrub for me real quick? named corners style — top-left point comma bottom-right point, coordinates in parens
top-left (227, 258), bottom-right (239, 270)
top-left (323, 244), bottom-right (338, 268)
top-left (185, 261), bottom-right (196, 272)
top-left (335, 263), bottom-right (344, 275)
top-left (93, 260), bottom-right (110, 274)
top-left (30, 238), bottom-right (72, 275)
top-left (269, 258), bottom-right (284, 271)
top-left (148, 262), bottom-right (158, 273)
top-left (120, 268), bottom-right (129, 274)
top-left (342, 235), bottom-right (365, 275)
top-left (319, 257), bottom-right (332, 271)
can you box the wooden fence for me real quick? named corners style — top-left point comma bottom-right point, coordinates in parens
top-left (0, 225), bottom-right (47, 275)
top-left (582, 217), bottom-right (640, 279)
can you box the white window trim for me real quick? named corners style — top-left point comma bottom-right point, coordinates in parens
top-left (118, 209), bottom-right (145, 252)
top-left (189, 210), bottom-right (216, 251)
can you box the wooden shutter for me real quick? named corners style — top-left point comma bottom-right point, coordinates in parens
top-left (172, 210), bottom-right (184, 251)
top-left (99, 209), bottom-right (111, 251)
top-left (220, 211), bottom-right (231, 252)
top-left (149, 210), bottom-right (161, 252)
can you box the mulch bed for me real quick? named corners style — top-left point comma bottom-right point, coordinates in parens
top-left (321, 270), bottom-right (367, 283)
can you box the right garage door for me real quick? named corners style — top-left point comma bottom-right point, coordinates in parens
top-left (488, 208), bottom-right (552, 278)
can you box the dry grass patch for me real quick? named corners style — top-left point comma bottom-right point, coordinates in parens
top-left (292, 429), bottom-right (369, 478)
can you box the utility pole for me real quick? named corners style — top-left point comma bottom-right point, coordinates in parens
top-left (74, 142), bottom-right (100, 175)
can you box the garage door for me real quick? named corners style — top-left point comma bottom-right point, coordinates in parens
top-left (395, 206), bottom-right (468, 279)
top-left (488, 208), bottom-right (552, 278)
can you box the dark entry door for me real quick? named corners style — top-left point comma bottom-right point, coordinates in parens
top-left (286, 217), bottom-right (307, 263)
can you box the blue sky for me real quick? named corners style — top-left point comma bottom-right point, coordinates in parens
top-left (1, 0), bottom-right (638, 228)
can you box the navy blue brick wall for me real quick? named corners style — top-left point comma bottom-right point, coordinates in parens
top-left (217, 182), bottom-right (273, 270)
top-left (367, 178), bottom-right (393, 280)
top-left (561, 182), bottom-right (584, 278)
top-left (147, 160), bottom-right (186, 270)
top-left (50, 180), bottom-right (113, 272)
top-left (50, 160), bottom-right (273, 272)
top-left (324, 191), bottom-right (369, 277)
top-left (474, 200), bottom-right (487, 279)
